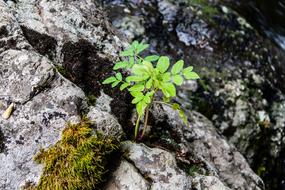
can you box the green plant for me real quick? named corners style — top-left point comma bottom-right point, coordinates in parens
top-left (34, 119), bottom-right (118, 190)
top-left (103, 41), bottom-right (199, 139)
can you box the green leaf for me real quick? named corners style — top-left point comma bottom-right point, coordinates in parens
top-left (156, 56), bottom-right (170, 73)
top-left (136, 101), bottom-right (146, 116)
top-left (146, 79), bottom-right (153, 89)
top-left (163, 82), bottom-right (176, 97)
top-left (142, 61), bottom-right (154, 71)
top-left (129, 57), bottom-right (135, 68)
top-left (113, 61), bottom-right (128, 70)
top-left (144, 55), bottom-right (159, 62)
top-left (171, 60), bottom-right (184, 74)
top-left (115, 73), bottom-right (122, 81)
top-left (120, 83), bottom-right (130, 91)
top-left (182, 66), bottom-right (193, 75)
top-left (102, 76), bottom-right (116, 84)
top-left (136, 43), bottom-right (149, 54)
top-left (120, 49), bottom-right (134, 57)
top-left (132, 64), bottom-right (149, 76)
top-left (128, 84), bottom-right (145, 92)
top-left (143, 91), bottom-right (154, 104)
top-left (172, 75), bottom-right (184, 86)
top-left (132, 95), bottom-right (144, 104)
top-left (163, 96), bottom-right (171, 103)
top-left (179, 110), bottom-right (188, 124)
top-left (131, 91), bottom-right (143, 97)
top-left (146, 91), bottom-right (155, 97)
top-left (126, 75), bottom-right (148, 82)
top-left (172, 103), bottom-right (180, 110)
top-left (131, 41), bottom-right (139, 49)
top-left (183, 71), bottom-right (200, 80)
top-left (161, 72), bottom-right (171, 82)
top-left (143, 95), bottom-right (151, 104)
top-left (111, 80), bottom-right (120, 87)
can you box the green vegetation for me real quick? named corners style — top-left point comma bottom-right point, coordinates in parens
top-left (55, 64), bottom-right (69, 78)
top-left (103, 41), bottom-right (199, 139)
top-left (34, 119), bottom-right (118, 190)
top-left (86, 94), bottom-right (97, 106)
top-left (189, 0), bottom-right (218, 19)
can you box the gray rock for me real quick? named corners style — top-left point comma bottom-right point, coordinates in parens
top-left (0, 1), bottom-right (122, 189)
top-left (113, 16), bottom-right (145, 40)
top-left (105, 159), bottom-right (151, 190)
top-left (122, 142), bottom-right (192, 190)
top-left (159, 105), bottom-right (264, 190)
top-left (192, 175), bottom-right (231, 190)
top-left (87, 105), bottom-right (124, 139)
top-left (0, 50), bottom-right (55, 104)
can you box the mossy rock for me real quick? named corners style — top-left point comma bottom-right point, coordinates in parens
top-left (33, 119), bottom-right (118, 190)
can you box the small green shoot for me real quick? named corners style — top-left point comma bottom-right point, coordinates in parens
top-left (103, 41), bottom-right (200, 139)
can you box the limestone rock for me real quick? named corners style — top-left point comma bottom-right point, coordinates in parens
top-left (121, 142), bottom-right (192, 190)
top-left (105, 160), bottom-right (151, 190)
top-left (192, 175), bottom-right (231, 190)
top-left (158, 105), bottom-right (264, 190)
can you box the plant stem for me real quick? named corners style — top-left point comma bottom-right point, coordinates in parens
top-left (141, 106), bottom-right (150, 138)
top-left (135, 115), bottom-right (141, 139)
top-left (153, 101), bottom-right (172, 107)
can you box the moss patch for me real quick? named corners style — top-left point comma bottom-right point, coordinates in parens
top-left (34, 119), bottom-right (118, 190)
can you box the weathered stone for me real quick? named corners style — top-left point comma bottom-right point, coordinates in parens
top-left (192, 175), bottom-right (231, 190)
top-left (159, 105), bottom-right (264, 190)
top-left (105, 159), bottom-right (151, 190)
top-left (87, 105), bottom-right (124, 139)
top-left (0, 50), bottom-right (55, 104)
top-left (122, 142), bottom-right (192, 190)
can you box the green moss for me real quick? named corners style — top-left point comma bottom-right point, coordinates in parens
top-left (55, 64), bottom-right (69, 77)
top-left (34, 119), bottom-right (118, 190)
top-left (188, 0), bottom-right (219, 23)
top-left (86, 94), bottom-right (97, 106)
top-left (190, 0), bottom-right (218, 15)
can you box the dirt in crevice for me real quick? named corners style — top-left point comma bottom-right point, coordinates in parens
top-left (61, 39), bottom-right (133, 128)
top-left (0, 129), bottom-right (6, 153)
top-left (20, 26), bottom-right (57, 60)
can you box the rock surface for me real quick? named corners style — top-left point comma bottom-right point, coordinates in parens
top-left (0, 0), bottom-right (269, 189)
top-left (100, 0), bottom-right (285, 189)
